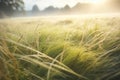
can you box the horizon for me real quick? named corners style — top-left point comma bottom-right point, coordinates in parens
top-left (23, 0), bottom-right (106, 10)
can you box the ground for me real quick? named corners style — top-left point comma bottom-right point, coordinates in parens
top-left (0, 15), bottom-right (120, 80)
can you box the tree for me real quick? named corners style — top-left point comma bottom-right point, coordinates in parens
top-left (64, 5), bottom-right (70, 10)
top-left (0, 0), bottom-right (24, 17)
top-left (32, 4), bottom-right (39, 13)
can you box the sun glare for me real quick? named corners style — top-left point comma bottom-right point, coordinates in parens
top-left (85, 0), bottom-right (106, 4)
top-left (90, 0), bottom-right (101, 3)
top-left (77, 0), bottom-right (107, 5)
top-left (91, 0), bottom-right (106, 4)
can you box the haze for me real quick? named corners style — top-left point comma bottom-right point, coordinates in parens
top-left (23, 0), bottom-right (106, 10)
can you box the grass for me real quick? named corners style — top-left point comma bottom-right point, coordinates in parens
top-left (0, 16), bottom-right (120, 80)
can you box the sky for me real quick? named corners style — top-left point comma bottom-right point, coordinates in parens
top-left (23, 0), bottom-right (105, 10)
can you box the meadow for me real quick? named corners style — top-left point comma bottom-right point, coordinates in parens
top-left (0, 15), bottom-right (120, 80)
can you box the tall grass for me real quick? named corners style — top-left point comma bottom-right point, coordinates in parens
top-left (0, 17), bottom-right (120, 80)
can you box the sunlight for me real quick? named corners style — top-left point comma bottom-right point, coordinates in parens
top-left (90, 0), bottom-right (103, 4)
top-left (80, 0), bottom-right (106, 4)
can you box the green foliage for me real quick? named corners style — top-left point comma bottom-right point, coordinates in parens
top-left (0, 0), bottom-right (24, 17)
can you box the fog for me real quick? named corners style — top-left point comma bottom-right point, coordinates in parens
top-left (0, 0), bottom-right (120, 18)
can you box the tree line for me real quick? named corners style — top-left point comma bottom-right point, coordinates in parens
top-left (0, 0), bottom-right (24, 18)
top-left (0, 0), bottom-right (120, 18)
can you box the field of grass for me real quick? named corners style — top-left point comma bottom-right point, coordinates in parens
top-left (0, 16), bottom-right (120, 80)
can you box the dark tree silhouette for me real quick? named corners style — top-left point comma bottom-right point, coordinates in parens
top-left (0, 0), bottom-right (24, 17)
top-left (32, 4), bottom-right (39, 13)
top-left (64, 5), bottom-right (70, 10)
top-left (44, 6), bottom-right (57, 12)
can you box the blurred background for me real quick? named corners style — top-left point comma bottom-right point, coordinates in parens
top-left (0, 0), bottom-right (120, 18)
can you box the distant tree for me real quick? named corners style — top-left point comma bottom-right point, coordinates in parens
top-left (43, 6), bottom-right (59, 14)
top-left (64, 5), bottom-right (70, 10)
top-left (32, 5), bottom-right (39, 13)
top-left (44, 6), bottom-right (56, 12)
top-left (0, 0), bottom-right (24, 17)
